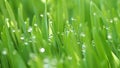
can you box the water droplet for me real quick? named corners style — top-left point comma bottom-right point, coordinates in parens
top-left (47, 12), bottom-right (50, 16)
top-left (48, 38), bottom-right (51, 42)
top-left (110, 19), bottom-right (113, 23)
top-left (5, 18), bottom-right (10, 27)
top-left (44, 58), bottom-right (49, 63)
top-left (24, 21), bottom-right (27, 24)
top-left (67, 56), bottom-right (72, 60)
top-left (43, 58), bottom-right (50, 68)
top-left (40, 14), bottom-right (44, 17)
top-left (93, 12), bottom-right (96, 16)
top-left (113, 17), bottom-right (118, 22)
top-left (82, 44), bottom-right (86, 56)
top-left (79, 23), bottom-right (82, 27)
top-left (20, 36), bottom-right (24, 40)
top-left (92, 40), bottom-right (95, 46)
top-left (49, 21), bottom-right (52, 24)
top-left (29, 53), bottom-right (36, 58)
top-left (34, 24), bottom-right (38, 27)
top-left (28, 27), bottom-right (32, 32)
top-left (2, 49), bottom-right (7, 55)
top-left (32, 36), bottom-right (36, 39)
top-left (66, 30), bottom-right (70, 34)
top-left (41, 0), bottom-right (46, 3)
top-left (51, 58), bottom-right (57, 65)
top-left (44, 64), bottom-right (50, 68)
top-left (80, 32), bottom-right (86, 37)
top-left (29, 53), bottom-right (38, 61)
top-left (82, 44), bottom-right (86, 49)
top-left (49, 35), bottom-right (53, 39)
top-left (90, 1), bottom-right (93, 4)
top-left (70, 29), bottom-right (74, 33)
top-left (71, 17), bottom-right (76, 21)
top-left (12, 30), bottom-right (15, 33)
top-left (24, 42), bottom-right (28, 45)
top-left (66, 20), bottom-right (69, 24)
top-left (107, 34), bottom-right (112, 39)
top-left (39, 48), bottom-right (45, 53)
top-left (5, 18), bottom-right (9, 22)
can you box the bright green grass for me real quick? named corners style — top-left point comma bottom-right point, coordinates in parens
top-left (0, 0), bottom-right (120, 68)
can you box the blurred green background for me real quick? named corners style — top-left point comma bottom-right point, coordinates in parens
top-left (0, 0), bottom-right (120, 68)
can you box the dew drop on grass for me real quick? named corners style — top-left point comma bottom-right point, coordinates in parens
top-left (24, 42), bottom-right (28, 45)
top-left (44, 64), bottom-right (50, 68)
top-left (51, 58), bottom-right (57, 66)
top-left (82, 44), bottom-right (86, 50)
top-left (34, 23), bottom-right (38, 27)
top-left (93, 12), bottom-right (96, 16)
top-left (29, 53), bottom-right (36, 59)
top-left (105, 26), bottom-right (109, 30)
top-left (2, 49), bottom-right (7, 55)
top-left (66, 20), bottom-right (69, 24)
top-left (107, 34), bottom-right (112, 39)
top-left (110, 19), bottom-right (113, 23)
top-left (41, 0), bottom-right (46, 3)
top-left (70, 29), bottom-right (74, 33)
top-left (47, 12), bottom-right (50, 16)
top-left (44, 58), bottom-right (49, 63)
top-left (5, 18), bottom-right (10, 27)
top-left (40, 14), bottom-right (44, 17)
top-left (32, 36), bottom-right (36, 39)
top-left (67, 56), bottom-right (72, 60)
top-left (92, 40), bottom-right (95, 46)
top-left (71, 17), bottom-right (76, 21)
top-left (66, 30), bottom-right (70, 34)
top-left (44, 58), bottom-right (57, 68)
top-left (113, 17), bottom-right (118, 22)
top-left (24, 21), bottom-right (27, 24)
top-left (28, 27), bottom-right (32, 32)
top-left (43, 58), bottom-right (50, 68)
top-left (49, 21), bottom-right (52, 24)
top-left (79, 23), bottom-right (82, 27)
top-left (90, 1), bottom-right (93, 4)
top-left (20, 36), bottom-right (24, 40)
top-left (12, 30), bottom-right (15, 33)
top-left (82, 44), bottom-right (86, 56)
top-left (80, 32), bottom-right (86, 37)
top-left (49, 34), bottom-right (53, 40)
top-left (39, 48), bottom-right (45, 53)
top-left (5, 18), bottom-right (9, 22)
